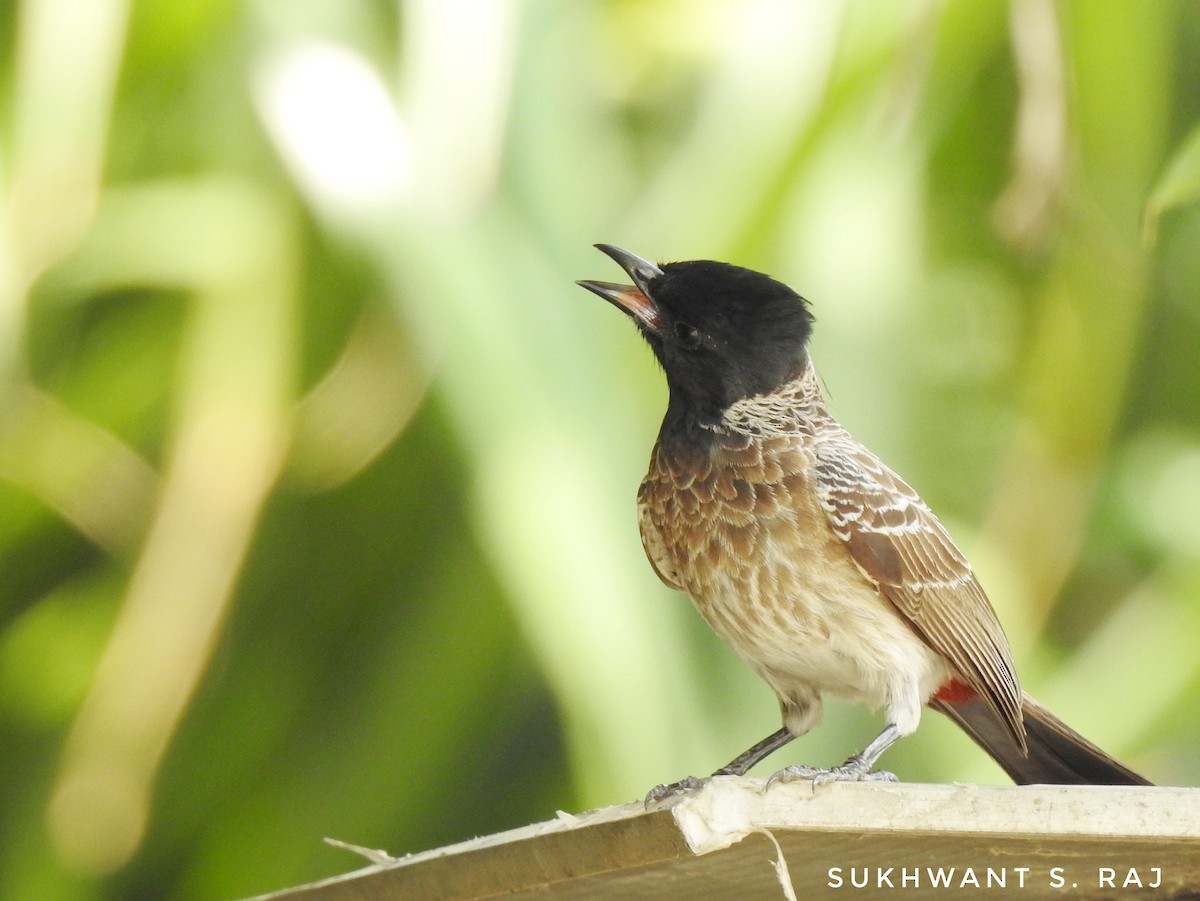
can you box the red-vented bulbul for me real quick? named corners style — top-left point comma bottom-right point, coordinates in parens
top-left (578, 244), bottom-right (1149, 795)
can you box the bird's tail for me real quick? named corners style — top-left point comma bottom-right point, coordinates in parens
top-left (931, 691), bottom-right (1150, 786)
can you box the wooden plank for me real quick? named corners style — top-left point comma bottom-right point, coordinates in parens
top-left (249, 780), bottom-right (1200, 900)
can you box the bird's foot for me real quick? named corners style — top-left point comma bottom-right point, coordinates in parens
top-left (766, 760), bottom-right (897, 790)
top-left (644, 775), bottom-right (706, 806)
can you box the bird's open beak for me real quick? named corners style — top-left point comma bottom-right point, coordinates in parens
top-left (576, 244), bottom-right (664, 334)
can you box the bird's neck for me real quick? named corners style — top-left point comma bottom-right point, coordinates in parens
top-left (660, 358), bottom-right (831, 456)
top-left (716, 357), bottom-right (831, 438)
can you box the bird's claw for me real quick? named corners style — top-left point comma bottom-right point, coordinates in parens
top-left (644, 775), bottom-right (706, 806)
top-left (766, 762), bottom-right (897, 790)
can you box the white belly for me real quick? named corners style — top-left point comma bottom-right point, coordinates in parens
top-left (685, 528), bottom-right (951, 735)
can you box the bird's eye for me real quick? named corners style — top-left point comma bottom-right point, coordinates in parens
top-left (674, 321), bottom-right (702, 349)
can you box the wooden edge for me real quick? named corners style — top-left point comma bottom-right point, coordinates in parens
top-left (247, 781), bottom-right (1200, 900)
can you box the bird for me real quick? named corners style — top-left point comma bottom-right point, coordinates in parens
top-left (577, 243), bottom-right (1149, 797)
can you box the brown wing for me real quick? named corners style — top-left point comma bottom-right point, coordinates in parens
top-left (813, 434), bottom-right (1025, 748)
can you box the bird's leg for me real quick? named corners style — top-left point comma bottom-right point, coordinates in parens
top-left (767, 723), bottom-right (902, 787)
top-left (644, 726), bottom-right (795, 805)
top-left (643, 776), bottom-right (704, 805)
top-left (714, 725), bottom-right (796, 776)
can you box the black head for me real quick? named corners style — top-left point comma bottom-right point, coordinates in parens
top-left (578, 244), bottom-right (815, 423)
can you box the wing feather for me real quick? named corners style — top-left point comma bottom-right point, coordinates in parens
top-left (813, 435), bottom-right (1025, 747)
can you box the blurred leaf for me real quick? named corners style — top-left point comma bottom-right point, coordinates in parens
top-left (0, 573), bottom-right (119, 727)
top-left (1144, 122), bottom-right (1200, 243)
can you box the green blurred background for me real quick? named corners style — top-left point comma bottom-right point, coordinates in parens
top-left (1, 0), bottom-right (1199, 897)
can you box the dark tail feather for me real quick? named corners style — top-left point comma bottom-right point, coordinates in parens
top-left (932, 690), bottom-right (1150, 786)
